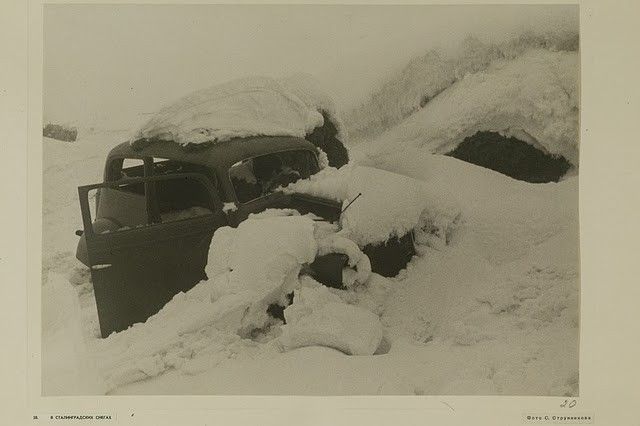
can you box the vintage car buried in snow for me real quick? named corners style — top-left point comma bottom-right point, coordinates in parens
top-left (76, 135), bottom-right (416, 338)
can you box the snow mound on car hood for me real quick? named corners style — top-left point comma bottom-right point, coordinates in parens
top-left (131, 75), bottom-right (345, 146)
top-left (283, 164), bottom-right (460, 246)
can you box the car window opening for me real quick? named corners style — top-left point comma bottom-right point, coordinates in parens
top-left (93, 175), bottom-right (215, 234)
top-left (230, 150), bottom-right (317, 204)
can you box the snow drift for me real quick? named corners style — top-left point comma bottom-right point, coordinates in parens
top-left (359, 49), bottom-right (579, 168)
top-left (345, 31), bottom-right (578, 144)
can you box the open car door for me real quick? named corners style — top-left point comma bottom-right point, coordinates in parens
top-left (78, 173), bottom-right (228, 338)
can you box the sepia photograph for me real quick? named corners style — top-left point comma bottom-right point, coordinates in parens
top-left (40, 4), bottom-right (581, 397)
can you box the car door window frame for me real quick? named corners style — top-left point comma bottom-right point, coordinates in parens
top-left (79, 172), bottom-right (223, 240)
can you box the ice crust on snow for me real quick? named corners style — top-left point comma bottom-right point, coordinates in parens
top-left (131, 75), bottom-right (345, 146)
top-left (281, 285), bottom-right (383, 356)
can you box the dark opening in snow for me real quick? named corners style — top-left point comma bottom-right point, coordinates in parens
top-left (445, 131), bottom-right (571, 183)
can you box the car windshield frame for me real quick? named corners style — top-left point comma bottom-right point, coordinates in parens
top-left (227, 148), bottom-right (319, 205)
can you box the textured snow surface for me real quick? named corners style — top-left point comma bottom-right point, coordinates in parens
top-left (358, 49), bottom-right (579, 167)
top-left (132, 75), bottom-right (345, 146)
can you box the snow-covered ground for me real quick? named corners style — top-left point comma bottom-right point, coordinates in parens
top-left (41, 34), bottom-right (579, 396)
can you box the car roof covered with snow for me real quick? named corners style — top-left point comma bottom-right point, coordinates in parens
top-left (107, 135), bottom-right (319, 171)
top-left (129, 75), bottom-right (346, 148)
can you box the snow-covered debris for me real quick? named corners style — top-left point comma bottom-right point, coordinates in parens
top-left (281, 285), bottom-right (383, 356)
top-left (361, 49), bottom-right (579, 167)
top-left (284, 164), bottom-right (460, 247)
top-left (131, 75), bottom-right (343, 146)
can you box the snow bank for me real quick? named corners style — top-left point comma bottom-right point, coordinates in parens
top-left (281, 285), bottom-right (383, 355)
top-left (284, 164), bottom-right (460, 247)
top-left (131, 75), bottom-right (343, 146)
top-left (345, 31), bottom-right (578, 143)
top-left (368, 147), bottom-right (579, 394)
top-left (361, 49), bottom-right (579, 166)
top-left (42, 273), bottom-right (105, 395)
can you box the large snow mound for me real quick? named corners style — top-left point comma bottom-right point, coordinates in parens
top-left (360, 49), bottom-right (579, 167)
top-left (345, 31), bottom-right (578, 143)
top-left (131, 75), bottom-right (345, 146)
top-left (283, 164), bottom-right (460, 247)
